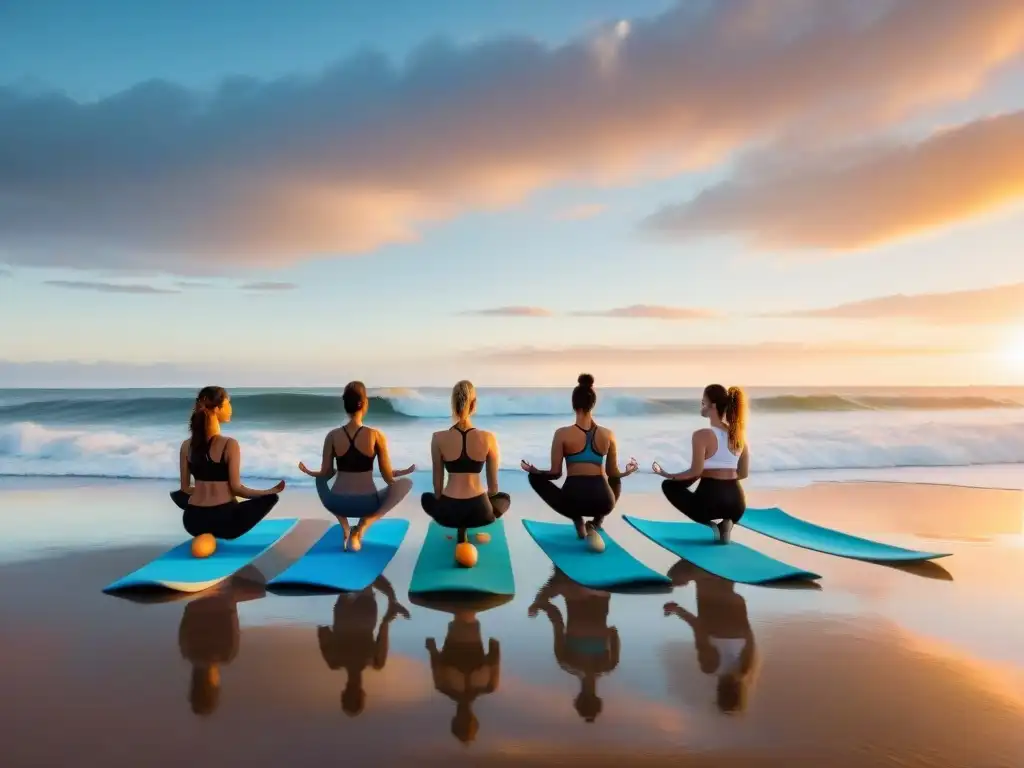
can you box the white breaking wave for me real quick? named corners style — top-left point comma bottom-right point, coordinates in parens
top-left (2, 408), bottom-right (1024, 481)
top-left (374, 388), bottom-right (659, 418)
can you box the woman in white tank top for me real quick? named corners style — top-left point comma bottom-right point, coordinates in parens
top-left (651, 384), bottom-right (750, 543)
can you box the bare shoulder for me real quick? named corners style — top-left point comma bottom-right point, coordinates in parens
top-left (180, 438), bottom-right (190, 454)
top-left (597, 425), bottom-right (615, 440)
top-left (693, 427), bottom-right (712, 441)
top-left (370, 426), bottom-right (386, 442)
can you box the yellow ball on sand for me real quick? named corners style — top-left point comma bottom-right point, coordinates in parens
top-left (455, 542), bottom-right (478, 568)
top-left (191, 533), bottom-right (217, 558)
top-left (474, 532), bottom-right (491, 544)
top-left (586, 528), bottom-right (605, 553)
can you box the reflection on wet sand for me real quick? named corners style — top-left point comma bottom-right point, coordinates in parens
top-left (177, 580), bottom-right (265, 717)
top-left (528, 567), bottom-right (620, 723)
top-left (317, 576), bottom-right (410, 716)
top-left (663, 560), bottom-right (759, 714)
top-left (413, 594), bottom-right (510, 744)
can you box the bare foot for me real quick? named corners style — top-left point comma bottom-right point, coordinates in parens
top-left (718, 519), bottom-right (734, 544)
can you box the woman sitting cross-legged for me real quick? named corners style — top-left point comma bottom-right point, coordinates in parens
top-left (520, 374), bottom-right (637, 539)
top-left (299, 381), bottom-right (415, 552)
top-left (421, 380), bottom-right (510, 562)
top-left (652, 384), bottom-right (750, 544)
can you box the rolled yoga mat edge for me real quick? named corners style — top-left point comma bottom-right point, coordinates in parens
top-left (521, 518), bottom-right (671, 589)
top-left (267, 518), bottom-right (410, 591)
top-left (740, 507), bottom-right (951, 562)
top-left (623, 515), bottom-right (820, 584)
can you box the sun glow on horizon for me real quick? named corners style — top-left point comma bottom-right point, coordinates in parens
top-left (997, 328), bottom-right (1024, 373)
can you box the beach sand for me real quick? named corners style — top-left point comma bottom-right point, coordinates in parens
top-left (1, 476), bottom-right (1023, 767)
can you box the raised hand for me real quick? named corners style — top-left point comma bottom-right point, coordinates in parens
top-left (651, 461), bottom-right (665, 477)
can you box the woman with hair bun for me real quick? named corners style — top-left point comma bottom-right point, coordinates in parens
top-left (298, 381), bottom-right (415, 552)
top-left (520, 374), bottom-right (638, 539)
top-left (421, 380), bottom-right (511, 551)
top-left (171, 386), bottom-right (286, 551)
top-left (652, 384), bottom-right (750, 544)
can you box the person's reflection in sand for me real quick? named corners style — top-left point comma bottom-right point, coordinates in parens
top-left (317, 576), bottom-right (410, 716)
top-left (528, 567), bottom-right (620, 723)
top-left (663, 560), bottom-right (759, 714)
top-left (177, 580), bottom-right (264, 717)
top-left (426, 605), bottom-right (501, 744)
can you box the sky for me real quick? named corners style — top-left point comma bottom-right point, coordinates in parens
top-left (2, 0), bottom-right (1024, 388)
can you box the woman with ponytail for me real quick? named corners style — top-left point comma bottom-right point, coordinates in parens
top-left (421, 381), bottom-right (511, 554)
top-left (520, 374), bottom-right (638, 539)
top-left (652, 385), bottom-right (749, 543)
top-left (171, 386), bottom-right (287, 548)
top-left (297, 381), bottom-right (416, 552)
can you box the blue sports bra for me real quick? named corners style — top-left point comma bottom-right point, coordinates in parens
top-left (565, 424), bottom-right (605, 466)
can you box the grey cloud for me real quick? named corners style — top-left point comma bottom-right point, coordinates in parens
top-left (43, 279), bottom-right (179, 294)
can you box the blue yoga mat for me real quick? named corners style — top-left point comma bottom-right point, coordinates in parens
top-left (268, 519), bottom-right (409, 591)
top-left (103, 518), bottom-right (298, 593)
top-left (740, 507), bottom-right (951, 562)
top-left (521, 519), bottom-right (671, 589)
top-left (408, 520), bottom-right (514, 596)
top-left (623, 516), bottom-right (820, 584)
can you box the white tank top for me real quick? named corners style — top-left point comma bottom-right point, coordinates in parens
top-left (703, 426), bottom-right (740, 470)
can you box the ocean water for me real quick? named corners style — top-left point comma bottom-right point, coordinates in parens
top-left (1, 386), bottom-right (1023, 484)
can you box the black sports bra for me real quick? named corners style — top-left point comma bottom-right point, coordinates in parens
top-left (443, 426), bottom-right (486, 474)
top-left (189, 439), bottom-right (230, 482)
top-left (335, 426), bottom-right (376, 473)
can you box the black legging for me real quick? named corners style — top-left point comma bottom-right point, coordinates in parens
top-left (170, 490), bottom-right (279, 539)
top-left (661, 478), bottom-right (745, 525)
top-left (527, 474), bottom-right (621, 528)
top-left (420, 492), bottom-right (511, 543)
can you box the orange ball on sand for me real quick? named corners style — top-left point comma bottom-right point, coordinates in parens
top-left (191, 533), bottom-right (217, 558)
top-left (474, 532), bottom-right (491, 544)
top-left (455, 542), bottom-right (478, 568)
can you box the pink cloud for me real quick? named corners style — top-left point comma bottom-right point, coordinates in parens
top-left (461, 306), bottom-right (554, 317)
top-left (572, 304), bottom-right (719, 319)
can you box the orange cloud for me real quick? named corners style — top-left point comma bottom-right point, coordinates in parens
top-left (645, 108), bottom-right (1024, 250)
top-left (461, 306), bottom-right (554, 317)
top-left (554, 203), bottom-right (607, 221)
top-left (3, 1), bottom-right (1024, 272)
top-left (767, 282), bottom-right (1024, 324)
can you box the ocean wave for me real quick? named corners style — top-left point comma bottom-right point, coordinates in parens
top-left (0, 389), bottom-right (1020, 427)
top-left (3, 415), bottom-right (1024, 482)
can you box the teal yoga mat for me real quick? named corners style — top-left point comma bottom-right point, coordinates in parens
top-left (409, 520), bottom-right (514, 596)
top-left (268, 519), bottom-right (409, 591)
top-left (103, 518), bottom-right (298, 593)
top-left (623, 516), bottom-right (820, 584)
top-left (521, 519), bottom-right (671, 589)
top-left (741, 507), bottom-right (951, 562)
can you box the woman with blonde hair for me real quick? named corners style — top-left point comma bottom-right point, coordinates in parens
top-left (298, 381), bottom-right (415, 552)
top-left (421, 380), bottom-right (511, 546)
top-left (652, 384), bottom-right (749, 544)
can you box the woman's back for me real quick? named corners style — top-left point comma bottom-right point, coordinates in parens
top-left (435, 425), bottom-right (493, 497)
top-left (560, 423), bottom-right (611, 476)
top-left (182, 434), bottom-right (235, 506)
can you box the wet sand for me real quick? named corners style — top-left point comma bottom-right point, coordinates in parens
top-left (1, 477), bottom-right (1023, 767)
